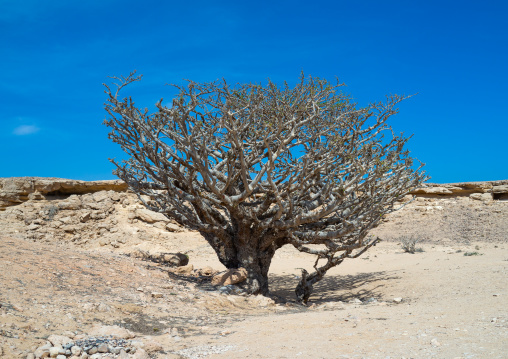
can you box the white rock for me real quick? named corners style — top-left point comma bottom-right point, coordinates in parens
top-left (131, 348), bottom-right (150, 359)
top-left (165, 223), bottom-right (183, 232)
top-left (97, 343), bottom-right (109, 353)
top-left (134, 208), bottom-right (168, 223)
top-left (393, 297), bottom-right (403, 303)
top-left (34, 343), bottom-right (52, 358)
top-left (470, 193), bottom-right (492, 201)
top-left (211, 268), bottom-right (247, 286)
top-left (71, 346), bottom-right (82, 356)
top-left (49, 346), bottom-right (62, 357)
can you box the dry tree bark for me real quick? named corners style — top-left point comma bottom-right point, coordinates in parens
top-left (104, 71), bottom-right (427, 303)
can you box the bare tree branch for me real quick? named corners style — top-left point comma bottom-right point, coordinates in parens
top-left (104, 72), bottom-right (428, 300)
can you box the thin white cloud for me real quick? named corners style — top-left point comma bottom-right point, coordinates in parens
top-left (13, 125), bottom-right (40, 136)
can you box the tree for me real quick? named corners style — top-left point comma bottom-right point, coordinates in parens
top-left (104, 71), bottom-right (426, 303)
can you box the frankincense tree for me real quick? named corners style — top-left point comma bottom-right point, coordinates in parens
top-left (104, 71), bottom-right (426, 303)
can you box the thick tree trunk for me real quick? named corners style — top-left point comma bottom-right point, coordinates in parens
top-left (202, 232), bottom-right (278, 295)
top-left (236, 244), bottom-right (275, 295)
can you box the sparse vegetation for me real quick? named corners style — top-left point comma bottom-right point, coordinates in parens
top-left (399, 236), bottom-right (424, 254)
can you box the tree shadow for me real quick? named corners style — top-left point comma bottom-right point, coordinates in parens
top-left (269, 271), bottom-right (400, 304)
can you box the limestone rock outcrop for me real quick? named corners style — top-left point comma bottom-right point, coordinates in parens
top-left (410, 180), bottom-right (508, 199)
top-left (0, 177), bottom-right (127, 210)
top-left (2, 177), bottom-right (507, 211)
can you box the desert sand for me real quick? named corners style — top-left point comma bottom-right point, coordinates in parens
top-left (0, 178), bottom-right (507, 358)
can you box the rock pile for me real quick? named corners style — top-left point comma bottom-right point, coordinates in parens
top-left (28, 334), bottom-right (150, 359)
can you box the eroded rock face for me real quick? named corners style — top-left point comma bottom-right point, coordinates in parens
top-left (2, 177), bottom-right (508, 212)
top-left (0, 177), bottom-right (128, 210)
top-left (410, 180), bottom-right (508, 197)
top-left (1, 177), bottom-right (507, 249)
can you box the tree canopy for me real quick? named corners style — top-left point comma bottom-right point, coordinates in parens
top-left (104, 72), bottom-right (426, 302)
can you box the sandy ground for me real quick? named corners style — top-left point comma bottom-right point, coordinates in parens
top-left (1, 230), bottom-right (507, 358)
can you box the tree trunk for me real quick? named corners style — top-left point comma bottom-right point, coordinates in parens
top-left (235, 244), bottom-right (276, 295)
top-left (202, 232), bottom-right (278, 295)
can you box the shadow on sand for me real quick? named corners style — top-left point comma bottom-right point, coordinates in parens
top-left (268, 271), bottom-right (400, 304)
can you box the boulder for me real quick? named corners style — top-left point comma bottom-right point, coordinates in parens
top-left (212, 267), bottom-right (248, 286)
top-left (493, 185), bottom-right (508, 193)
top-left (47, 334), bottom-right (73, 346)
top-left (57, 195), bottom-right (81, 210)
top-left (470, 193), bottom-right (492, 201)
top-left (134, 208), bottom-right (168, 223)
top-left (162, 253), bottom-right (189, 266)
top-left (171, 264), bottom-right (194, 275)
top-left (165, 223), bottom-right (184, 232)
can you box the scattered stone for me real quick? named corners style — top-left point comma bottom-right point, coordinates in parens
top-left (134, 208), bottom-right (168, 224)
top-left (131, 348), bottom-right (150, 359)
top-left (430, 338), bottom-right (441, 347)
top-left (363, 297), bottom-right (378, 304)
top-left (162, 253), bottom-right (189, 266)
top-left (97, 343), bottom-right (108, 353)
top-left (218, 284), bottom-right (245, 295)
top-left (58, 196), bottom-right (82, 210)
top-left (212, 268), bottom-right (248, 286)
top-left (393, 297), bottom-right (403, 303)
top-left (165, 223), bottom-right (183, 232)
top-left (49, 346), bottom-right (62, 357)
top-left (34, 343), bottom-right (52, 358)
top-left (151, 292), bottom-right (164, 298)
top-left (200, 266), bottom-right (215, 276)
top-left (71, 346), bottom-right (82, 356)
top-left (171, 264), bottom-right (194, 275)
top-left (470, 193), bottom-right (492, 201)
top-left (27, 223), bottom-right (40, 230)
top-left (98, 238), bottom-right (110, 246)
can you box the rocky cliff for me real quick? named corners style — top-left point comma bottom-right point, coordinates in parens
top-left (1, 177), bottom-right (507, 249)
top-left (0, 177), bottom-right (128, 210)
top-left (2, 177), bottom-right (507, 211)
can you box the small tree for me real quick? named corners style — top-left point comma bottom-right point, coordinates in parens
top-left (104, 71), bottom-right (426, 303)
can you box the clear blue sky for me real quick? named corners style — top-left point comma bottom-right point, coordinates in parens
top-left (1, 0), bottom-right (507, 183)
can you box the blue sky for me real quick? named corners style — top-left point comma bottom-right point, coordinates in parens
top-left (1, 0), bottom-right (507, 183)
